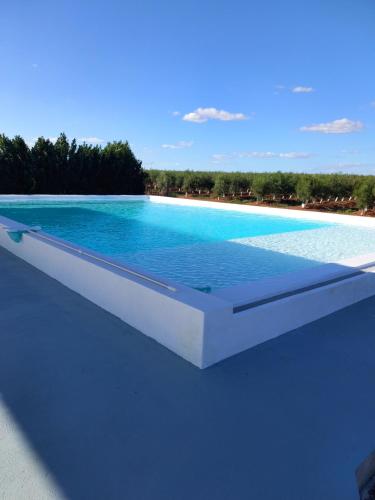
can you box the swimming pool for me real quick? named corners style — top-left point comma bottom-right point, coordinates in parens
top-left (1, 198), bottom-right (375, 291)
top-left (0, 199), bottom-right (336, 290)
top-left (1, 195), bottom-right (375, 368)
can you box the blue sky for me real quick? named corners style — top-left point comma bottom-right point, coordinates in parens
top-left (1, 0), bottom-right (374, 173)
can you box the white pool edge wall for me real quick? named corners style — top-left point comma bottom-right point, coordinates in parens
top-left (1, 194), bottom-right (375, 369)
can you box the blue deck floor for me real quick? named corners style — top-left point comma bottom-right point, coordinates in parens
top-left (0, 246), bottom-right (374, 499)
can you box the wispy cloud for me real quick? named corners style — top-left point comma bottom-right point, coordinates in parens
top-left (292, 86), bottom-right (315, 93)
top-left (212, 151), bottom-right (312, 163)
top-left (161, 140), bottom-right (193, 149)
top-left (31, 63), bottom-right (38, 69)
top-left (319, 162), bottom-right (370, 173)
top-left (371, 101), bottom-right (375, 108)
top-left (211, 154), bottom-right (233, 162)
top-left (300, 118), bottom-right (364, 134)
top-left (334, 162), bottom-right (368, 169)
top-left (340, 149), bottom-right (360, 155)
top-left (78, 137), bottom-right (105, 144)
top-left (273, 84), bottom-right (286, 95)
top-left (183, 107), bottom-right (248, 123)
top-left (275, 84), bottom-right (315, 94)
top-left (170, 111), bottom-right (181, 116)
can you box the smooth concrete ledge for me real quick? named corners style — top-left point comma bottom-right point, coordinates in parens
top-left (1, 195), bottom-right (375, 368)
top-left (213, 253), bottom-right (375, 308)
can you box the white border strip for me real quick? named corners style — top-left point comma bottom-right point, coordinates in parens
top-left (149, 195), bottom-right (375, 227)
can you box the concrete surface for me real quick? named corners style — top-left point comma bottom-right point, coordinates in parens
top-left (0, 246), bottom-right (375, 499)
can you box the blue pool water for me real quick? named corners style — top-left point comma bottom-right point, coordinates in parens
top-left (0, 200), bottom-right (347, 290)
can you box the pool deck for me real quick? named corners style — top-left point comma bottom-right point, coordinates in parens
top-left (0, 247), bottom-right (374, 499)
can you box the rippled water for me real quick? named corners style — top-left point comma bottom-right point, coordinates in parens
top-left (1, 200), bottom-right (367, 290)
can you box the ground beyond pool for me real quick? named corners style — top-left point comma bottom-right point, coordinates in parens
top-left (2, 200), bottom-right (375, 291)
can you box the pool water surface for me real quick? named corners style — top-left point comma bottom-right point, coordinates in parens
top-left (0, 200), bottom-right (371, 290)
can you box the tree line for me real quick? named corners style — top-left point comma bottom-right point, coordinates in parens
top-left (146, 169), bottom-right (375, 210)
top-left (1, 133), bottom-right (374, 211)
top-left (0, 133), bottom-right (145, 194)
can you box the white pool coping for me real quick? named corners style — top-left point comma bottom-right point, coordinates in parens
top-left (1, 194), bottom-right (375, 368)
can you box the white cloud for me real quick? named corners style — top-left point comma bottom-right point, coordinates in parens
top-left (239, 151), bottom-right (312, 159)
top-left (78, 136), bottom-right (105, 144)
top-left (319, 162), bottom-right (370, 173)
top-left (183, 107), bottom-right (248, 123)
top-left (212, 151), bottom-right (312, 162)
top-left (212, 154), bottom-right (232, 162)
top-left (334, 162), bottom-right (367, 169)
top-left (273, 84), bottom-right (286, 95)
top-left (300, 118), bottom-right (364, 134)
top-left (161, 140), bottom-right (193, 149)
top-left (340, 149), bottom-right (360, 155)
top-left (279, 152), bottom-right (312, 158)
top-left (170, 111), bottom-right (181, 116)
top-left (292, 86), bottom-right (315, 93)
top-left (274, 84), bottom-right (315, 94)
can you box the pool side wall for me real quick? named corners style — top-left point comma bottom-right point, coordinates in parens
top-left (202, 269), bottom-right (375, 366)
top-left (0, 215), bottom-right (232, 368)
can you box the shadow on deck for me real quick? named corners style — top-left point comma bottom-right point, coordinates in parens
top-left (0, 247), bottom-right (374, 499)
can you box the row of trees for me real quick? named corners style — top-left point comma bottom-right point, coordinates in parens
top-left (0, 133), bottom-right (145, 194)
top-left (146, 169), bottom-right (375, 210)
top-left (1, 134), bottom-right (374, 210)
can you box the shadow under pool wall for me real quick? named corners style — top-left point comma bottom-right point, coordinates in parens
top-left (2, 208), bottom-right (375, 368)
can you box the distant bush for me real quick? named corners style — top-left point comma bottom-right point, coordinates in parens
top-left (0, 133), bottom-right (145, 194)
top-left (252, 174), bottom-right (271, 201)
top-left (213, 174), bottom-right (231, 197)
top-left (354, 180), bottom-right (375, 212)
top-left (296, 176), bottom-right (313, 203)
top-left (145, 168), bottom-right (371, 208)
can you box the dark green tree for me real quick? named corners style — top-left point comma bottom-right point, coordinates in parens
top-left (213, 174), bottom-right (231, 197)
top-left (252, 174), bottom-right (270, 201)
top-left (98, 141), bottom-right (144, 194)
top-left (156, 171), bottom-right (173, 195)
top-left (354, 180), bottom-right (375, 213)
top-left (296, 176), bottom-right (313, 204)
